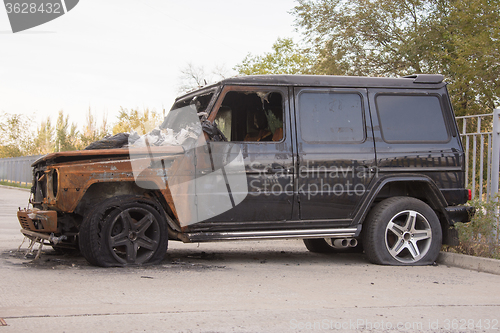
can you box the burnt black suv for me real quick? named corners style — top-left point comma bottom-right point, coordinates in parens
top-left (18, 74), bottom-right (473, 266)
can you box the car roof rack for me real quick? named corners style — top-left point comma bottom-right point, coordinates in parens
top-left (403, 74), bottom-right (444, 84)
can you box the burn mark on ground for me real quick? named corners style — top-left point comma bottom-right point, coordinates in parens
top-left (1, 249), bottom-right (228, 271)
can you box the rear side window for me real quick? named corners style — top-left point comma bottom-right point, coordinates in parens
top-left (376, 94), bottom-right (449, 143)
top-left (298, 91), bottom-right (365, 143)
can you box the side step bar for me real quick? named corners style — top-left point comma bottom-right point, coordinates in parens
top-left (185, 226), bottom-right (361, 243)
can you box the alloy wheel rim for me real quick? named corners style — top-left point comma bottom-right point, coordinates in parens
top-left (107, 207), bottom-right (160, 264)
top-left (384, 210), bottom-right (432, 263)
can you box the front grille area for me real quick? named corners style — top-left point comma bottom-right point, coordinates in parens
top-left (17, 210), bottom-right (58, 232)
top-left (18, 214), bottom-right (30, 229)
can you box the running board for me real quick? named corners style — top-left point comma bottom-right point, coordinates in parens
top-left (185, 227), bottom-right (361, 243)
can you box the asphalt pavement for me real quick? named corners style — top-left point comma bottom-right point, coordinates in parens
top-left (1, 186), bottom-right (499, 333)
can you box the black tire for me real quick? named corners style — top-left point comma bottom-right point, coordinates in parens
top-left (363, 196), bottom-right (442, 266)
top-left (303, 238), bottom-right (363, 253)
top-left (79, 195), bottom-right (168, 267)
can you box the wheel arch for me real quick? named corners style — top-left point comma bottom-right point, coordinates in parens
top-left (355, 175), bottom-right (452, 238)
top-left (75, 181), bottom-right (165, 215)
top-left (73, 181), bottom-right (182, 238)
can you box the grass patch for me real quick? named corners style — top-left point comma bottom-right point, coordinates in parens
top-left (443, 197), bottom-right (500, 260)
top-left (0, 181), bottom-right (31, 189)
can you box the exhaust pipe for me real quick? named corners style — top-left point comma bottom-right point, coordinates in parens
top-left (332, 238), bottom-right (358, 248)
top-left (333, 238), bottom-right (349, 248)
top-left (348, 238), bottom-right (358, 247)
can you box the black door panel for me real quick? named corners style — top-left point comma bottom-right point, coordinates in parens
top-left (294, 88), bottom-right (376, 220)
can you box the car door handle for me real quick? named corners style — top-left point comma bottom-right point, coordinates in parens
top-left (266, 164), bottom-right (286, 174)
top-left (356, 165), bottom-right (376, 173)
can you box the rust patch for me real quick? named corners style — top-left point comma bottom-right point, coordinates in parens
top-left (17, 210), bottom-right (58, 233)
top-left (28, 146), bottom-right (185, 235)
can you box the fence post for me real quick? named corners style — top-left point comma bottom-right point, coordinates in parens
top-left (491, 109), bottom-right (500, 200)
top-left (492, 109), bottom-right (500, 242)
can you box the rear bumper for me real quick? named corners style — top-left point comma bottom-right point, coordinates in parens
top-left (445, 205), bottom-right (475, 224)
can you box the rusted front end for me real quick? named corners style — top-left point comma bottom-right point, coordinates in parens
top-left (18, 209), bottom-right (58, 232)
top-left (17, 208), bottom-right (63, 251)
top-left (17, 147), bottom-right (184, 242)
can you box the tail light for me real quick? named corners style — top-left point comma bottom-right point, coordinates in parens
top-left (468, 189), bottom-right (472, 201)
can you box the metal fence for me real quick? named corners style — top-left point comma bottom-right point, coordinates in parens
top-left (0, 155), bottom-right (42, 186)
top-left (456, 109), bottom-right (500, 201)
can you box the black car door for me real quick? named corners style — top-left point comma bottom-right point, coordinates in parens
top-left (188, 85), bottom-right (295, 230)
top-left (294, 87), bottom-right (376, 224)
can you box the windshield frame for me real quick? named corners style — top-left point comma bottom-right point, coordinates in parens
top-left (170, 85), bottom-right (222, 115)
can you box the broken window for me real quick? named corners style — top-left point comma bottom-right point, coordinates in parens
top-left (213, 90), bottom-right (284, 142)
top-left (162, 91), bottom-right (215, 131)
top-left (127, 90), bottom-right (218, 148)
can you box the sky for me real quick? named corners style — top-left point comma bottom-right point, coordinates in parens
top-left (0, 0), bottom-right (300, 130)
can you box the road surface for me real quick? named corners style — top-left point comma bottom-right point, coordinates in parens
top-left (0, 186), bottom-right (499, 332)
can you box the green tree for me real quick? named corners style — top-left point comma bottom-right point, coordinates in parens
top-left (112, 107), bottom-right (161, 135)
top-left (79, 109), bottom-right (109, 149)
top-left (55, 110), bottom-right (78, 152)
top-left (234, 38), bottom-right (314, 75)
top-left (34, 117), bottom-right (55, 155)
top-left (293, 0), bottom-right (500, 116)
top-left (425, 0), bottom-right (500, 115)
top-left (0, 112), bottom-right (36, 158)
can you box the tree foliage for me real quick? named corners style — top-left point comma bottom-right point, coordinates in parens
top-left (112, 107), bottom-right (162, 135)
top-left (0, 112), bottom-right (35, 158)
top-left (425, 0), bottom-right (500, 115)
top-left (55, 110), bottom-right (79, 152)
top-left (34, 117), bottom-right (55, 155)
top-left (0, 107), bottom-right (170, 158)
top-left (0, 109), bottom-right (111, 158)
top-left (79, 109), bottom-right (110, 149)
top-left (292, 0), bottom-right (500, 116)
top-left (234, 38), bottom-right (314, 75)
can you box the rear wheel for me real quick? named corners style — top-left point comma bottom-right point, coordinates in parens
top-left (363, 196), bottom-right (441, 265)
top-left (79, 195), bottom-right (168, 267)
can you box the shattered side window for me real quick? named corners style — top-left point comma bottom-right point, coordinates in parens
top-left (124, 91), bottom-right (216, 150)
top-left (160, 91), bottom-right (215, 137)
top-left (214, 90), bottom-right (284, 142)
top-left (126, 89), bottom-right (249, 227)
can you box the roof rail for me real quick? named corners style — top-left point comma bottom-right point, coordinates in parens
top-left (403, 74), bottom-right (444, 84)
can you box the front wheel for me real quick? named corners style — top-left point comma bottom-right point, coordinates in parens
top-left (363, 197), bottom-right (442, 265)
top-left (79, 196), bottom-right (168, 267)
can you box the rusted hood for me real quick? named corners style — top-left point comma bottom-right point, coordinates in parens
top-left (32, 146), bottom-right (185, 166)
